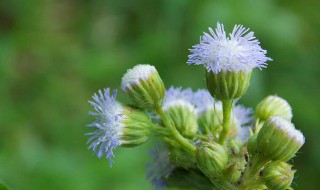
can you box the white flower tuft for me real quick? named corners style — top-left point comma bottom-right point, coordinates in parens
top-left (121, 64), bottom-right (156, 91)
top-left (188, 22), bottom-right (272, 73)
top-left (269, 116), bottom-right (305, 145)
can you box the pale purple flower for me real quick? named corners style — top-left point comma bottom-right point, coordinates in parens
top-left (192, 89), bottom-right (222, 114)
top-left (87, 88), bottom-right (124, 166)
top-left (233, 104), bottom-right (253, 127)
top-left (146, 145), bottom-right (174, 190)
top-left (188, 22), bottom-right (272, 73)
top-left (163, 87), bottom-right (195, 112)
top-left (233, 104), bottom-right (254, 141)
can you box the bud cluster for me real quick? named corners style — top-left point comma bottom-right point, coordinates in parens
top-left (85, 22), bottom-right (304, 190)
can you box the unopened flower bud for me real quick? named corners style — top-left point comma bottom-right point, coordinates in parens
top-left (120, 108), bottom-right (152, 147)
top-left (262, 161), bottom-right (295, 190)
top-left (163, 87), bottom-right (198, 138)
top-left (196, 142), bottom-right (228, 178)
top-left (121, 64), bottom-right (165, 108)
top-left (255, 95), bottom-right (292, 122)
top-left (164, 103), bottom-right (198, 138)
top-left (256, 116), bottom-right (305, 162)
top-left (197, 107), bottom-right (222, 135)
top-left (206, 70), bottom-right (251, 100)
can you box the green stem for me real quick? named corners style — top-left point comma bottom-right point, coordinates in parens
top-left (219, 100), bottom-right (233, 144)
top-left (155, 104), bottom-right (196, 155)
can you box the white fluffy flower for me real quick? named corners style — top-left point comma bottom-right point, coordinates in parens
top-left (121, 64), bottom-right (156, 91)
top-left (188, 22), bottom-right (272, 73)
top-left (269, 116), bottom-right (305, 145)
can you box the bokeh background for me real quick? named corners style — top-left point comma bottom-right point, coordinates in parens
top-left (0, 0), bottom-right (319, 189)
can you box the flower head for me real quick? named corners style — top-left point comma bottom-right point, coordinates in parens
top-left (121, 64), bottom-right (157, 90)
top-left (163, 87), bottom-right (198, 137)
top-left (268, 116), bottom-right (304, 145)
top-left (256, 116), bottom-right (305, 161)
top-left (87, 88), bottom-right (151, 166)
top-left (188, 22), bottom-right (272, 73)
top-left (262, 161), bottom-right (295, 190)
top-left (146, 145), bottom-right (174, 190)
top-left (255, 95), bottom-right (293, 122)
top-left (121, 64), bottom-right (165, 108)
top-left (87, 88), bottom-right (123, 165)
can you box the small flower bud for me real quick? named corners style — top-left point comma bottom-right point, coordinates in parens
top-left (262, 161), bottom-right (295, 190)
top-left (255, 95), bottom-right (292, 122)
top-left (206, 70), bottom-right (251, 100)
top-left (121, 64), bottom-right (165, 108)
top-left (256, 116), bottom-right (305, 162)
top-left (197, 107), bottom-right (222, 136)
top-left (163, 87), bottom-right (198, 138)
top-left (164, 103), bottom-right (198, 138)
top-left (120, 107), bottom-right (152, 147)
top-left (196, 142), bottom-right (228, 178)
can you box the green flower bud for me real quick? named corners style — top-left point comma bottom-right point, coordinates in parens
top-left (163, 101), bottom-right (198, 138)
top-left (121, 64), bottom-right (165, 108)
top-left (206, 70), bottom-right (251, 100)
top-left (255, 95), bottom-right (292, 122)
top-left (256, 116), bottom-right (305, 162)
top-left (196, 142), bottom-right (228, 178)
top-left (119, 107), bottom-right (152, 147)
top-left (197, 107), bottom-right (223, 136)
top-left (262, 161), bottom-right (295, 190)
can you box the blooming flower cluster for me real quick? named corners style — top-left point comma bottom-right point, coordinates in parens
top-left (86, 22), bottom-right (304, 190)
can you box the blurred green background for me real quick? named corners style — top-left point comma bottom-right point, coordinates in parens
top-left (0, 0), bottom-right (319, 189)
